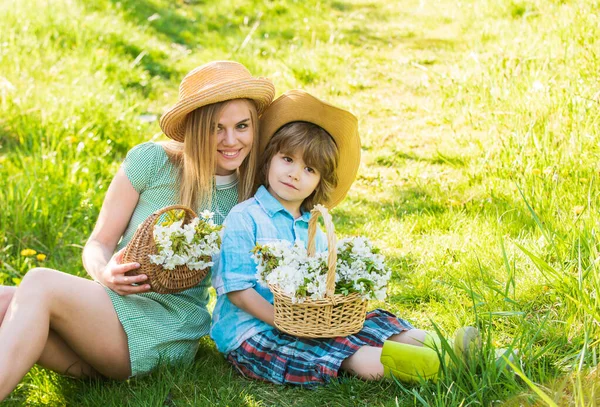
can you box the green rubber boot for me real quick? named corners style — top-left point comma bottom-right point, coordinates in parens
top-left (451, 326), bottom-right (482, 364)
top-left (381, 327), bottom-right (482, 383)
top-left (425, 328), bottom-right (520, 372)
top-left (422, 326), bottom-right (481, 366)
top-left (380, 340), bottom-right (441, 382)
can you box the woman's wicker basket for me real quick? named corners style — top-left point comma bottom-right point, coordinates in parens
top-left (123, 205), bottom-right (209, 294)
top-left (270, 205), bottom-right (367, 338)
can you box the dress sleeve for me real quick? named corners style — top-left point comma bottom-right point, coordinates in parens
top-left (212, 210), bottom-right (258, 296)
top-left (121, 142), bottom-right (163, 193)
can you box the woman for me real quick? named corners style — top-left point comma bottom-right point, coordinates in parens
top-left (0, 60), bottom-right (275, 399)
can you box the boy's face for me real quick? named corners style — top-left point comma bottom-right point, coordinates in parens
top-left (267, 151), bottom-right (321, 215)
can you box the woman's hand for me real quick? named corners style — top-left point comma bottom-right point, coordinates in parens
top-left (98, 248), bottom-right (151, 295)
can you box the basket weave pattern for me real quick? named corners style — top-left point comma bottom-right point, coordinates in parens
top-left (270, 205), bottom-right (367, 338)
top-left (123, 205), bottom-right (209, 294)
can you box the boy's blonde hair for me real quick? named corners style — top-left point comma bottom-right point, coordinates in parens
top-left (260, 121), bottom-right (339, 211)
top-left (164, 99), bottom-right (259, 209)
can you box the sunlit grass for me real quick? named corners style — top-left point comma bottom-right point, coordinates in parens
top-left (1, 0), bottom-right (599, 405)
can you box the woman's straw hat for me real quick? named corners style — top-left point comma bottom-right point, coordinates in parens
top-left (259, 90), bottom-right (361, 209)
top-left (160, 61), bottom-right (275, 142)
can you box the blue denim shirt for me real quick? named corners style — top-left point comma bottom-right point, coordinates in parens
top-left (210, 186), bottom-right (326, 354)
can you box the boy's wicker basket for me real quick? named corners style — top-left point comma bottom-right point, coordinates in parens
top-left (123, 205), bottom-right (209, 294)
top-left (270, 205), bottom-right (367, 338)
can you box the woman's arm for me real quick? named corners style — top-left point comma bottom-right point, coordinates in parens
top-left (82, 167), bottom-right (150, 295)
top-left (227, 288), bottom-right (275, 326)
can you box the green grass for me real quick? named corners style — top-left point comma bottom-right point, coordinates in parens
top-left (1, 0), bottom-right (600, 405)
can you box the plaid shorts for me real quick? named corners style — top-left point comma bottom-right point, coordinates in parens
top-left (226, 309), bottom-right (413, 387)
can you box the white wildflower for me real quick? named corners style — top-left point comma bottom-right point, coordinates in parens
top-left (148, 210), bottom-right (223, 272)
top-left (254, 236), bottom-right (390, 302)
top-left (200, 210), bottom-right (214, 220)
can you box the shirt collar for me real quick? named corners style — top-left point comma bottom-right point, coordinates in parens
top-left (215, 172), bottom-right (238, 186)
top-left (255, 185), bottom-right (311, 222)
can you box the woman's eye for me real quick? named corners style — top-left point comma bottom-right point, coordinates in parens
top-left (237, 123), bottom-right (248, 130)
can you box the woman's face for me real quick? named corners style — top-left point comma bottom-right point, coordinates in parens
top-left (215, 99), bottom-right (254, 175)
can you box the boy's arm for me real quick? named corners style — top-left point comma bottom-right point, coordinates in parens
top-left (227, 288), bottom-right (275, 326)
top-left (215, 208), bottom-right (274, 326)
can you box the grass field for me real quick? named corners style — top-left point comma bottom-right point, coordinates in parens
top-left (1, 0), bottom-right (599, 405)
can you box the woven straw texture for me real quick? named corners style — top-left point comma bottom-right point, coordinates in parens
top-left (123, 205), bottom-right (208, 294)
top-left (159, 61), bottom-right (275, 142)
top-left (259, 90), bottom-right (360, 209)
top-left (270, 205), bottom-right (367, 338)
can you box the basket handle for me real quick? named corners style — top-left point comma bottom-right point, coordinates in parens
top-left (151, 205), bottom-right (198, 227)
top-left (307, 204), bottom-right (337, 299)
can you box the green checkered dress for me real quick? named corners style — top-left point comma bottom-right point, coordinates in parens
top-left (105, 142), bottom-right (239, 376)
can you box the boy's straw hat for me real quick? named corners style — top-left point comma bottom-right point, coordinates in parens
top-left (160, 61), bottom-right (275, 142)
top-left (259, 90), bottom-right (360, 209)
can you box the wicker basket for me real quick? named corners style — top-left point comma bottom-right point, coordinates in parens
top-left (270, 205), bottom-right (368, 338)
top-left (123, 205), bottom-right (209, 294)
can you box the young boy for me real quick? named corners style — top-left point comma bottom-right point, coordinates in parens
top-left (210, 90), bottom-right (473, 386)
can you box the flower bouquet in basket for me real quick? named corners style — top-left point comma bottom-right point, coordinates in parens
top-left (123, 205), bottom-right (223, 294)
top-left (252, 205), bottom-right (391, 338)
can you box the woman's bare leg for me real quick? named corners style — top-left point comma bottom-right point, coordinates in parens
top-left (0, 268), bottom-right (131, 399)
top-left (1, 285), bottom-right (100, 378)
top-left (37, 330), bottom-right (102, 378)
top-left (0, 286), bottom-right (15, 324)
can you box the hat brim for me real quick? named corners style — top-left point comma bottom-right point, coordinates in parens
top-left (160, 77), bottom-right (275, 142)
top-left (259, 90), bottom-right (360, 209)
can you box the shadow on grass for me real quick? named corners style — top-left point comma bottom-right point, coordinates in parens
top-left (406, 37), bottom-right (458, 51)
top-left (335, 182), bottom-right (538, 241)
top-left (0, 111), bottom-right (48, 155)
top-left (338, 5), bottom-right (458, 52)
top-left (385, 253), bottom-right (449, 305)
top-left (375, 149), bottom-right (468, 168)
top-left (104, 0), bottom-right (241, 47)
top-left (103, 33), bottom-right (179, 80)
top-left (341, 24), bottom-right (459, 52)
top-left (18, 337), bottom-right (412, 407)
top-left (0, 123), bottom-right (19, 155)
top-left (331, 0), bottom-right (383, 13)
top-left (335, 185), bottom-right (447, 231)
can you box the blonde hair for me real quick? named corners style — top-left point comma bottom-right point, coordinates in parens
top-left (260, 121), bottom-right (339, 211)
top-left (163, 99), bottom-right (259, 209)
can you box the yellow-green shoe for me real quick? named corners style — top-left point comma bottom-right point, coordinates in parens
top-left (453, 327), bottom-right (520, 371)
top-left (495, 347), bottom-right (520, 372)
top-left (452, 326), bottom-right (482, 364)
top-left (380, 341), bottom-right (441, 383)
top-left (381, 327), bottom-right (483, 383)
top-left (422, 326), bottom-right (481, 366)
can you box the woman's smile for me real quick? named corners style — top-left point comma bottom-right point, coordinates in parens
top-left (218, 149), bottom-right (242, 159)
